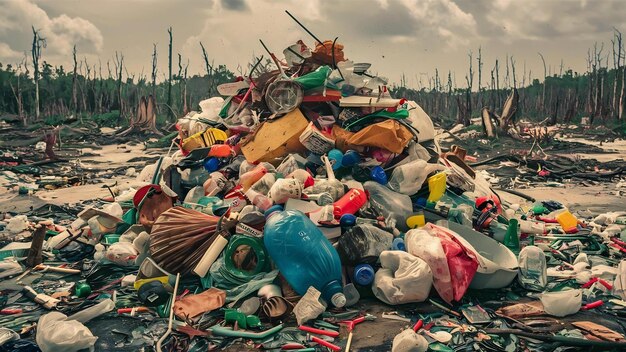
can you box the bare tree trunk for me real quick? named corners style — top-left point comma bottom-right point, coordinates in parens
top-left (31, 26), bottom-right (45, 121)
top-left (71, 45), bottom-right (78, 118)
top-left (200, 41), bottom-right (214, 96)
top-left (620, 48), bottom-right (626, 120)
top-left (477, 46), bottom-right (483, 109)
top-left (538, 52), bottom-right (547, 115)
top-left (151, 43), bottom-right (158, 116)
top-left (612, 29), bottom-right (622, 119)
top-left (167, 27), bottom-right (173, 121)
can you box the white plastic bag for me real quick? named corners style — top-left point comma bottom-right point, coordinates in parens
top-left (405, 228), bottom-right (453, 303)
top-left (372, 251), bottom-right (432, 305)
top-left (105, 242), bottom-right (138, 266)
top-left (387, 159), bottom-right (444, 195)
top-left (405, 100), bottom-right (435, 142)
top-left (540, 289), bottom-right (582, 317)
top-left (36, 312), bottom-right (97, 352)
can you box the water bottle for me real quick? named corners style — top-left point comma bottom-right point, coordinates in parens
top-left (263, 208), bottom-right (346, 307)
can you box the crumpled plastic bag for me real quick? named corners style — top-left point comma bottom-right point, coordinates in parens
top-left (293, 286), bottom-right (327, 325)
top-left (105, 242), bottom-right (138, 267)
top-left (332, 120), bottom-right (413, 154)
top-left (540, 289), bottom-right (581, 317)
top-left (372, 251), bottom-right (432, 305)
top-left (406, 224), bottom-right (479, 303)
top-left (405, 100), bottom-right (435, 142)
top-left (36, 312), bottom-right (97, 352)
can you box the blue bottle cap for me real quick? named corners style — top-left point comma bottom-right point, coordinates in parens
top-left (203, 157), bottom-right (220, 172)
top-left (341, 150), bottom-right (360, 168)
top-left (354, 264), bottom-right (375, 286)
top-left (340, 214), bottom-right (357, 228)
top-left (370, 166), bottom-right (388, 185)
top-left (392, 237), bottom-right (406, 251)
top-left (327, 149), bottom-right (344, 170)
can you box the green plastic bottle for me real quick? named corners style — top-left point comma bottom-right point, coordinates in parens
top-left (504, 219), bottom-right (520, 255)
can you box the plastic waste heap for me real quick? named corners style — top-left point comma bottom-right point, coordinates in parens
top-left (263, 207), bottom-right (346, 307)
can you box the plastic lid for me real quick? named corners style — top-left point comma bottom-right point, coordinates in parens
top-left (264, 205), bottom-right (284, 219)
top-left (331, 293), bottom-right (347, 308)
top-left (340, 214), bottom-right (357, 227)
top-left (354, 264), bottom-right (375, 286)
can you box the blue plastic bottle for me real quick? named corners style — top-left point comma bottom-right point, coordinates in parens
top-left (263, 207), bottom-right (346, 307)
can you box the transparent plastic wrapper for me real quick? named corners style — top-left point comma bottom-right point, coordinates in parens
top-left (364, 181), bottom-right (412, 231)
top-left (36, 312), bottom-right (98, 352)
top-left (518, 246), bottom-right (547, 291)
top-left (387, 159), bottom-right (444, 195)
top-left (372, 251), bottom-right (432, 305)
top-left (540, 289), bottom-right (582, 317)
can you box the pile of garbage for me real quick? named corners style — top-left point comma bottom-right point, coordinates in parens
top-left (2, 34), bottom-right (626, 352)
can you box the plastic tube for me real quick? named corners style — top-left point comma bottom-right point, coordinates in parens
top-left (156, 273), bottom-right (180, 352)
top-left (193, 235), bottom-right (228, 277)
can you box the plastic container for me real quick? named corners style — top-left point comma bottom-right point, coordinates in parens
top-left (333, 188), bottom-right (368, 219)
top-left (245, 188), bottom-right (273, 211)
top-left (354, 264), bottom-right (375, 286)
top-left (263, 209), bottom-right (346, 307)
top-left (556, 210), bottom-right (578, 233)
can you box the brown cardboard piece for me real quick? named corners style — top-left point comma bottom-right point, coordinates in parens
top-left (240, 108), bottom-right (309, 164)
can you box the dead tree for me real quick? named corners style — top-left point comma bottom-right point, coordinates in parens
top-left (538, 52), bottom-right (547, 114)
top-left (460, 50), bottom-right (473, 126)
top-left (114, 52), bottom-right (125, 119)
top-left (71, 45), bottom-right (78, 116)
top-left (151, 43), bottom-right (158, 99)
top-left (9, 57), bottom-right (26, 126)
top-left (477, 46), bottom-right (483, 109)
top-left (612, 29), bottom-right (623, 120)
top-left (621, 45), bottom-right (626, 120)
top-left (31, 26), bottom-right (46, 121)
top-left (118, 95), bottom-right (162, 136)
top-left (167, 27), bottom-right (173, 121)
top-left (200, 41), bottom-right (213, 96)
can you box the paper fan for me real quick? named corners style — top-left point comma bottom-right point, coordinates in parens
top-left (150, 207), bottom-right (220, 274)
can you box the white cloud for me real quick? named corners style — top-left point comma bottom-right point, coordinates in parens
top-left (0, 0), bottom-right (103, 63)
top-left (0, 43), bottom-right (23, 60)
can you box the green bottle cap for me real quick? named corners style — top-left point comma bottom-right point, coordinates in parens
top-left (75, 282), bottom-right (92, 298)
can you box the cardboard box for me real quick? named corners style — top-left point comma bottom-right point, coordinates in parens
top-left (240, 108), bottom-right (309, 164)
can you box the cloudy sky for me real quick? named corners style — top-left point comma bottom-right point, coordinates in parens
top-left (1, 0), bottom-right (625, 89)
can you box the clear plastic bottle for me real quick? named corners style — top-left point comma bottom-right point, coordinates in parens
top-left (263, 208), bottom-right (346, 307)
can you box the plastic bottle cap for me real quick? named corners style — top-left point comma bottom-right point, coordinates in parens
top-left (331, 293), bottom-right (347, 308)
top-left (75, 283), bottom-right (92, 298)
top-left (341, 150), bottom-right (360, 167)
top-left (340, 214), bottom-right (357, 228)
top-left (264, 205), bottom-right (284, 219)
top-left (392, 237), bottom-right (406, 251)
top-left (370, 166), bottom-right (388, 185)
top-left (354, 264), bottom-right (375, 286)
top-left (203, 157), bottom-right (220, 172)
